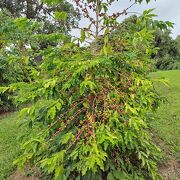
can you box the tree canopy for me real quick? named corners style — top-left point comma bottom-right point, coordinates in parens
top-left (0, 0), bottom-right (80, 33)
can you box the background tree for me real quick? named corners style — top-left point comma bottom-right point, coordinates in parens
top-left (0, 7), bottom-right (74, 112)
top-left (154, 30), bottom-right (180, 70)
top-left (0, 0), bottom-right (80, 33)
top-left (0, 10), bottom-right (37, 112)
top-left (175, 35), bottom-right (180, 54)
top-left (109, 14), bottom-right (180, 70)
top-left (154, 30), bottom-right (179, 58)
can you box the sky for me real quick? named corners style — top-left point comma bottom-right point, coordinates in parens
top-left (71, 0), bottom-right (180, 39)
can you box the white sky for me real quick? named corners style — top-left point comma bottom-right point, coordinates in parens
top-left (71, 0), bottom-right (180, 39)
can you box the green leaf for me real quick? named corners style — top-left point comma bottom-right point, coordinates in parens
top-left (43, 0), bottom-right (64, 5)
top-left (54, 11), bottom-right (68, 21)
top-left (103, 43), bottom-right (112, 56)
top-left (54, 166), bottom-right (65, 180)
top-left (61, 132), bottom-right (73, 145)
top-left (80, 80), bottom-right (96, 95)
top-left (104, 35), bottom-right (109, 44)
top-left (113, 170), bottom-right (127, 179)
top-left (104, 27), bottom-right (109, 36)
top-left (47, 106), bottom-right (56, 120)
top-left (165, 21), bottom-right (174, 28)
top-left (83, 101), bottom-right (90, 108)
top-left (80, 29), bottom-right (86, 42)
top-left (107, 172), bottom-right (115, 180)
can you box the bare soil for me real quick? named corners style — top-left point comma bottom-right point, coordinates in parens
top-left (159, 160), bottom-right (180, 180)
top-left (0, 111), bottom-right (13, 118)
top-left (155, 136), bottom-right (180, 179)
top-left (10, 166), bottom-right (40, 180)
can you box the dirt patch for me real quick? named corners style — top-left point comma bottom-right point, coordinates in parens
top-left (159, 160), bottom-right (180, 180)
top-left (152, 133), bottom-right (180, 179)
top-left (10, 171), bottom-right (39, 180)
top-left (0, 111), bottom-right (13, 119)
top-left (10, 166), bottom-right (41, 180)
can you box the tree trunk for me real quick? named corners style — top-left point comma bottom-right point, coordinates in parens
top-left (26, 0), bottom-right (34, 18)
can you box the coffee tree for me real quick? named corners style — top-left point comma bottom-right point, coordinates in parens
top-left (0, 0), bottom-right (172, 179)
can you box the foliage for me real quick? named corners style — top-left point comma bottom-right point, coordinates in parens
top-left (0, 11), bottom-right (34, 112)
top-left (154, 30), bottom-right (179, 58)
top-left (0, 0), bottom-right (80, 33)
top-left (0, 0), bottom-right (171, 179)
top-left (175, 35), bottom-right (180, 53)
top-left (110, 14), bottom-right (180, 70)
top-left (3, 12), bottom-right (161, 180)
top-left (153, 30), bottom-right (180, 70)
top-left (0, 8), bottom-right (71, 112)
top-left (156, 55), bottom-right (180, 70)
top-left (154, 30), bottom-right (180, 70)
top-left (1, 70), bottom-right (180, 179)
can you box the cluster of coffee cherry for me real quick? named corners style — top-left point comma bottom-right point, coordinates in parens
top-left (74, 0), bottom-right (97, 20)
top-left (74, 0), bottom-right (127, 22)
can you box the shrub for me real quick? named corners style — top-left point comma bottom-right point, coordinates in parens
top-left (156, 55), bottom-right (180, 70)
top-left (0, 0), bottom-right (172, 179)
top-left (0, 11), bottom-right (40, 112)
top-left (12, 46), bottom-right (162, 179)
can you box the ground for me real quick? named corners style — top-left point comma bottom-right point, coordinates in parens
top-left (0, 113), bottom-right (23, 179)
top-left (0, 113), bottom-right (40, 180)
top-left (150, 70), bottom-right (180, 179)
top-left (150, 70), bottom-right (180, 159)
top-left (0, 70), bottom-right (179, 179)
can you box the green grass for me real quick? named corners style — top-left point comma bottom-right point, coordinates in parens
top-left (0, 113), bottom-right (23, 179)
top-left (150, 70), bottom-right (180, 160)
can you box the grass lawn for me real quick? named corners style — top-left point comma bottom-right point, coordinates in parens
top-left (0, 113), bottom-right (23, 179)
top-left (150, 70), bottom-right (180, 160)
top-left (0, 70), bottom-right (179, 179)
